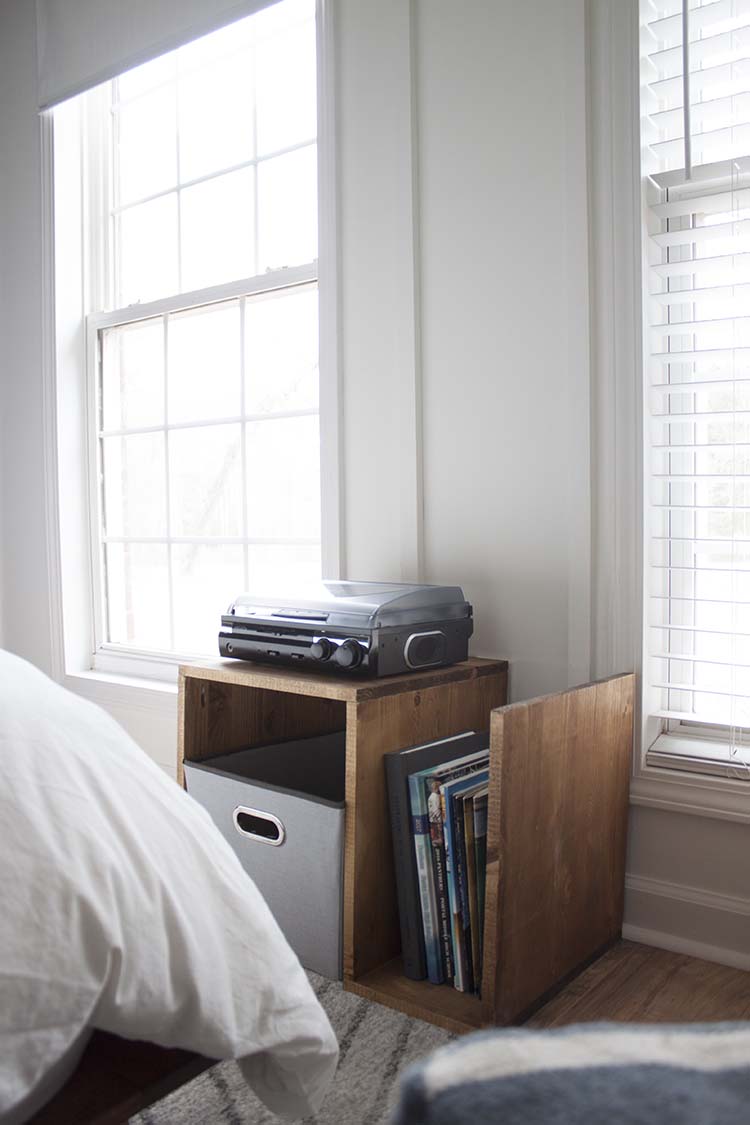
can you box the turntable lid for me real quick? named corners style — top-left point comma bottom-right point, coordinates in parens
top-left (227, 580), bottom-right (471, 629)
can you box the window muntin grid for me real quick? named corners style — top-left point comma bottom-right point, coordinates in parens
top-left (88, 0), bottom-right (321, 659)
top-left (108, 0), bottom-right (317, 308)
top-left (98, 284), bottom-right (321, 655)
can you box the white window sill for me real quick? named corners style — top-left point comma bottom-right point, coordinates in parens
top-left (646, 733), bottom-right (750, 780)
top-left (64, 668), bottom-right (178, 713)
top-left (631, 733), bottom-right (750, 824)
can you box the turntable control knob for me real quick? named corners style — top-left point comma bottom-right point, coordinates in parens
top-left (334, 639), bottom-right (362, 669)
top-left (310, 638), bottom-right (334, 661)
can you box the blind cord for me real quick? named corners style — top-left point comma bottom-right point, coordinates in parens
top-left (682, 0), bottom-right (692, 181)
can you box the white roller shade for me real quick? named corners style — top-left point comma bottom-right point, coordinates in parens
top-left (643, 1), bottom-right (750, 740)
top-left (36, 0), bottom-right (278, 109)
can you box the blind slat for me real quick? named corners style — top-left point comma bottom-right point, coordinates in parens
top-left (648, 62), bottom-right (750, 106)
top-left (652, 682), bottom-right (750, 698)
top-left (651, 218), bottom-right (750, 248)
top-left (651, 346), bottom-right (750, 361)
top-left (651, 313), bottom-right (750, 334)
top-left (651, 410), bottom-right (750, 422)
top-left (651, 377), bottom-right (750, 391)
top-left (651, 250), bottom-right (750, 278)
top-left (653, 285), bottom-right (750, 305)
top-left (650, 123), bottom-right (750, 162)
top-left (652, 623), bottom-right (750, 635)
top-left (647, 0), bottom-right (750, 43)
top-left (652, 653), bottom-right (750, 667)
top-left (652, 506), bottom-right (750, 510)
top-left (652, 186), bottom-right (750, 218)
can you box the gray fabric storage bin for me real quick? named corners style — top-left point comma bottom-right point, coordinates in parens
top-left (185, 731), bottom-right (345, 979)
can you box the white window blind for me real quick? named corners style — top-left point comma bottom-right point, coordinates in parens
top-left (36, 0), bottom-right (277, 109)
top-left (642, 0), bottom-right (750, 771)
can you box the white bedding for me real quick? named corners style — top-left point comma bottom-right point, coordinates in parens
top-left (0, 650), bottom-right (339, 1123)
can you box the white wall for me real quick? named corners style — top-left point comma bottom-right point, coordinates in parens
top-left (624, 804), bottom-right (750, 969)
top-left (337, 0), bottom-right (591, 703)
top-left (0, 0), bottom-right (748, 968)
top-left (336, 0), bottom-right (423, 584)
top-left (0, 0), bottom-right (54, 678)
top-left (416, 0), bottom-right (591, 700)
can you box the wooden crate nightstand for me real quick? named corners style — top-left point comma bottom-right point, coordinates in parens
top-left (177, 658), bottom-right (633, 1034)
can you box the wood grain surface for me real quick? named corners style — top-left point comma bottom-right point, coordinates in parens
top-left (530, 940), bottom-right (750, 1026)
top-left (178, 656), bottom-right (506, 702)
top-left (347, 957), bottom-right (483, 1035)
top-left (177, 675), bottom-right (345, 785)
top-left (481, 674), bottom-right (634, 1025)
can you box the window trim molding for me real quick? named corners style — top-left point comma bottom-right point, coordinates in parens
top-left (87, 262), bottom-right (318, 331)
top-left (41, 0), bottom-right (341, 698)
top-left (587, 0), bottom-right (642, 688)
top-left (41, 108), bottom-right (66, 685)
top-left (588, 0), bottom-right (750, 822)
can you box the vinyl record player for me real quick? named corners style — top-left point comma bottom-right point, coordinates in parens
top-left (219, 580), bottom-right (473, 676)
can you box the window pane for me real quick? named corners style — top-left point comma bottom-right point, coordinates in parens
top-left (246, 415), bottom-right (320, 538)
top-left (106, 542), bottom-right (170, 649)
top-left (253, 0), bottom-right (316, 43)
top-left (116, 52), bottom-right (177, 102)
top-left (116, 85), bottom-right (177, 205)
top-left (118, 194), bottom-right (178, 305)
top-left (256, 19), bottom-right (316, 156)
top-left (178, 53), bottom-right (254, 183)
top-left (102, 319), bottom-right (164, 431)
top-left (169, 424), bottom-right (243, 537)
top-left (245, 285), bottom-right (318, 413)
top-left (168, 302), bottom-right (241, 424)
top-left (257, 144), bottom-right (317, 271)
top-left (248, 543), bottom-right (321, 590)
top-left (177, 14), bottom-right (256, 71)
top-left (180, 168), bottom-right (255, 291)
top-left (102, 433), bottom-right (166, 537)
top-left (172, 543), bottom-right (245, 653)
top-left (90, 0), bottom-right (321, 661)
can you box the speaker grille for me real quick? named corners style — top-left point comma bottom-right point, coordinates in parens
top-left (404, 631), bottom-right (446, 668)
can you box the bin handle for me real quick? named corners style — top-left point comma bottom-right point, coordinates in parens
top-left (233, 806), bottom-right (286, 847)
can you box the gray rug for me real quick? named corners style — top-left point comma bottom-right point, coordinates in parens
top-left (130, 974), bottom-right (453, 1124)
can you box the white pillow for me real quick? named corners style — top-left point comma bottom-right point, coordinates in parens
top-left (0, 650), bottom-right (339, 1123)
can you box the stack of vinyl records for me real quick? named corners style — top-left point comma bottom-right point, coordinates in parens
top-left (385, 731), bottom-right (490, 992)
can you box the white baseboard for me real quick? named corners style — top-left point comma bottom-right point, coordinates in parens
top-left (624, 873), bottom-right (750, 973)
top-left (622, 923), bottom-right (750, 972)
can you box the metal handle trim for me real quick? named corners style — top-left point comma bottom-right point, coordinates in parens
top-left (404, 630), bottom-right (446, 669)
top-left (233, 805), bottom-right (286, 846)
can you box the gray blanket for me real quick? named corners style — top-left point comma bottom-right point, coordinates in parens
top-left (391, 1022), bottom-right (750, 1124)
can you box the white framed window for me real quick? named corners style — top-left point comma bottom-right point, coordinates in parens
top-left (52, 0), bottom-right (336, 676)
top-left (641, 0), bottom-right (750, 779)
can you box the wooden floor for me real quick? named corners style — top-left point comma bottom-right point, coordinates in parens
top-left (529, 940), bottom-right (750, 1027)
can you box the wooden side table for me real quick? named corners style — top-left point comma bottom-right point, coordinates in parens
top-left (178, 658), bottom-right (633, 1034)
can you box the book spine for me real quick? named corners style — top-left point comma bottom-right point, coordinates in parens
top-left (474, 795), bottom-right (489, 982)
top-left (409, 775), bottom-right (443, 984)
top-left (463, 798), bottom-right (480, 993)
top-left (452, 796), bottom-right (474, 993)
top-left (441, 789), bottom-right (466, 992)
top-left (430, 829), bottom-right (454, 983)
top-left (386, 758), bottom-right (425, 980)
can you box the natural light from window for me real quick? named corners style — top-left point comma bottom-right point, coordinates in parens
top-left (69, 0), bottom-right (321, 659)
top-left (642, 0), bottom-right (750, 773)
